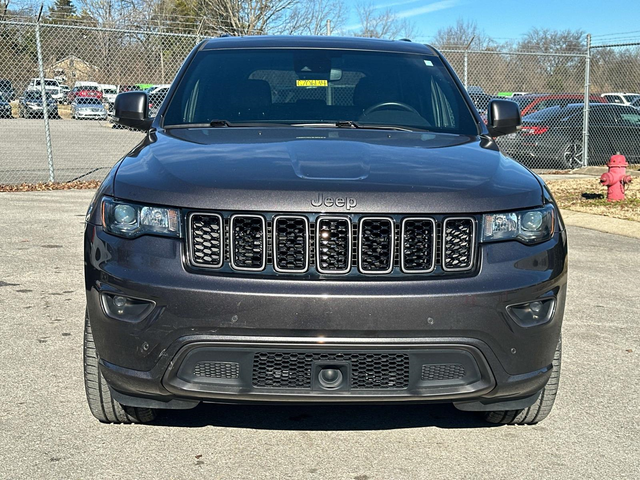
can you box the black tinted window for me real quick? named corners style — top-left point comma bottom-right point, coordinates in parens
top-left (164, 49), bottom-right (477, 134)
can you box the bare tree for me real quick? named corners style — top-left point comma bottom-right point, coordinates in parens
top-left (351, 1), bottom-right (416, 39)
top-left (432, 18), bottom-right (495, 50)
top-left (284, 0), bottom-right (346, 35)
top-left (196, 0), bottom-right (297, 35)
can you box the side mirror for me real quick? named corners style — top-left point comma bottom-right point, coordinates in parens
top-left (114, 91), bottom-right (152, 130)
top-left (487, 99), bottom-right (521, 137)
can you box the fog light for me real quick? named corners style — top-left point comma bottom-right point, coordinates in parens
top-left (318, 368), bottom-right (344, 389)
top-left (101, 293), bottom-right (155, 322)
top-left (507, 298), bottom-right (555, 328)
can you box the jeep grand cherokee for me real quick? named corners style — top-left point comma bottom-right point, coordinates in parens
top-left (84, 36), bottom-right (567, 425)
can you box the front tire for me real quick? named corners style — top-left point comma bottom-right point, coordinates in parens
top-left (83, 311), bottom-right (157, 424)
top-left (483, 336), bottom-right (561, 425)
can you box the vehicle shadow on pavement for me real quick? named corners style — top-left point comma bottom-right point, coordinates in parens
top-left (154, 403), bottom-right (497, 430)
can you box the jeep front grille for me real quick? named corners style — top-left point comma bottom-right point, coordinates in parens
top-left (187, 212), bottom-right (477, 277)
top-left (188, 213), bottom-right (224, 268)
top-left (316, 217), bottom-right (351, 274)
top-left (401, 218), bottom-right (436, 273)
top-left (230, 214), bottom-right (266, 271)
top-left (358, 218), bottom-right (394, 274)
top-left (442, 218), bottom-right (475, 272)
top-left (273, 215), bottom-right (309, 273)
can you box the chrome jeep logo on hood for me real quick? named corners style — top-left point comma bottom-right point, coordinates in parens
top-left (311, 193), bottom-right (357, 210)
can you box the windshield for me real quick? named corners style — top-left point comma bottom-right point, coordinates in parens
top-left (163, 48), bottom-right (477, 134)
top-left (624, 94), bottom-right (640, 103)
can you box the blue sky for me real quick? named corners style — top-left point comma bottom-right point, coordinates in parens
top-left (344, 0), bottom-right (640, 44)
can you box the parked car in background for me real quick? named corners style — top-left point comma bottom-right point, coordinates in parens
top-left (466, 85), bottom-right (485, 95)
top-left (60, 84), bottom-right (71, 102)
top-left (18, 90), bottom-right (59, 118)
top-left (27, 78), bottom-right (64, 103)
top-left (497, 92), bottom-right (530, 98)
top-left (468, 92), bottom-right (493, 116)
top-left (67, 85), bottom-right (103, 103)
top-left (75, 81), bottom-right (100, 90)
top-left (601, 92), bottom-right (640, 105)
top-left (117, 85), bottom-right (139, 93)
top-left (148, 86), bottom-right (170, 117)
top-left (0, 92), bottom-right (13, 118)
top-left (509, 93), bottom-right (607, 117)
top-left (99, 84), bottom-right (118, 104)
top-left (71, 97), bottom-right (108, 120)
top-left (499, 103), bottom-right (640, 168)
top-left (0, 79), bottom-right (15, 101)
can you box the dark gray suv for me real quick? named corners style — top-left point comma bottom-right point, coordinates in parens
top-left (84, 36), bottom-right (567, 425)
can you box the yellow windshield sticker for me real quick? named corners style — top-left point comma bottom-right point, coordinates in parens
top-left (296, 79), bottom-right (328, 87)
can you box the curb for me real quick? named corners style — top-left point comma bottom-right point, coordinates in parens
top-left (560, 209), bottom-right (640, 239)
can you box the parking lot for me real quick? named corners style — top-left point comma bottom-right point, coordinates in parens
top-left (0, 119), bottom-right (142, 184)
top-left (0, 190), bottom-right (638, 479)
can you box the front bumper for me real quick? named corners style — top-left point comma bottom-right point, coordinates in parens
top-left (85, 224), bottom-right (567, 408)
top-left (75, 110), bottom-right (107, 119)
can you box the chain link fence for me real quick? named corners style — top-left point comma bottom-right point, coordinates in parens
top-left (0, 18), bottom-right (205, 184)
top-left (1, 19), bottom-right (640, 185)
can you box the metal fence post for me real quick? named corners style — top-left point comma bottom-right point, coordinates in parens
top-left (582, 33), bottom-right (591, 168)
top-left (463, 50), bottom-right (468, 88)
top-left (35, 7), bottom-right (55, 182)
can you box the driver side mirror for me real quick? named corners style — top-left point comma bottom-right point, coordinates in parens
top-left (487, 99), bottom-right (521, 137)
top-left (114, 91), bottom-right (152, 130)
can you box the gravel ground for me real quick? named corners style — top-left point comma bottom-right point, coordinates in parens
top-left (0, 190), bottom-right (638, 479)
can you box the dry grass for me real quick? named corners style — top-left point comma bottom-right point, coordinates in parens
top-left (548, 178), bottom-right (640, 222)
top-left (0, 180), bottom-right (101, 192)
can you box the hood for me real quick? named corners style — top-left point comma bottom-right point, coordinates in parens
top-left (114, 128), bottom-right (543, 214)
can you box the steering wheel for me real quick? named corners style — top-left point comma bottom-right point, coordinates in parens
top-left (362, 101), bottom-right (420, 117)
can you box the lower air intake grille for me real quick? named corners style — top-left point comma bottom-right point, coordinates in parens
top-left (230, 215), bottom-right (266, 271)
top-left (316, 217), bottom-right (351, 274)
top-left (421, 363), bottom-right (466, 381)
top-left (189, 213), bottom-right (223, 268)
top-left (443, 218), bottom-right (475, 271)
top-left (194, 361), bottom-right (240, 379)
top-left (252, 352), bottom-right (410, 390)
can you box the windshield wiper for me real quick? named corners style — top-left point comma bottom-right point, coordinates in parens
top-left (163, 120), bottom-right (290, 129)
top-left (293, 121), bottom-right (418, 132)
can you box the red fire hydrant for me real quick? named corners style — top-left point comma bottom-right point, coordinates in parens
top-left (600, 153), bottom-right (633, 202)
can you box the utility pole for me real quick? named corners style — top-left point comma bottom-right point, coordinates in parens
top-left (326, 19), bottom-right (331, 36)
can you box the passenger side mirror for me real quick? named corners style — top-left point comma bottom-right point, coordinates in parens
top-left (114, 91), bottom-right (152, 130)
top-left (487, 99), bottom-right (521, 137)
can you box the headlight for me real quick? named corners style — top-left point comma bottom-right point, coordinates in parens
top-left (482, 204), bottom-right (554, 244)
top-left (102, 197), bottom-right (181, 238)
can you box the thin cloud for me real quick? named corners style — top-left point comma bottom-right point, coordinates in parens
top-left (395, 0), bottom-right (462, 18)
top-left (374, 0), bottom-right (421, 9)
top-left (344, 0), bottom-right (462, 32)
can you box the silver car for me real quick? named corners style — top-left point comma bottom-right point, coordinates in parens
top-left (71, 97), bottom-right (107, 120)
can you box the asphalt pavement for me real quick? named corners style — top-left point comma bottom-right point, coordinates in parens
top-left (0, 119), bottom-right (143, 184)
top-left (0, 190), bottom-right (638, 479)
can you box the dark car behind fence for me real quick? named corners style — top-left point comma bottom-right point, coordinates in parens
top-left (0, 17), bottom-right (639, 184)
